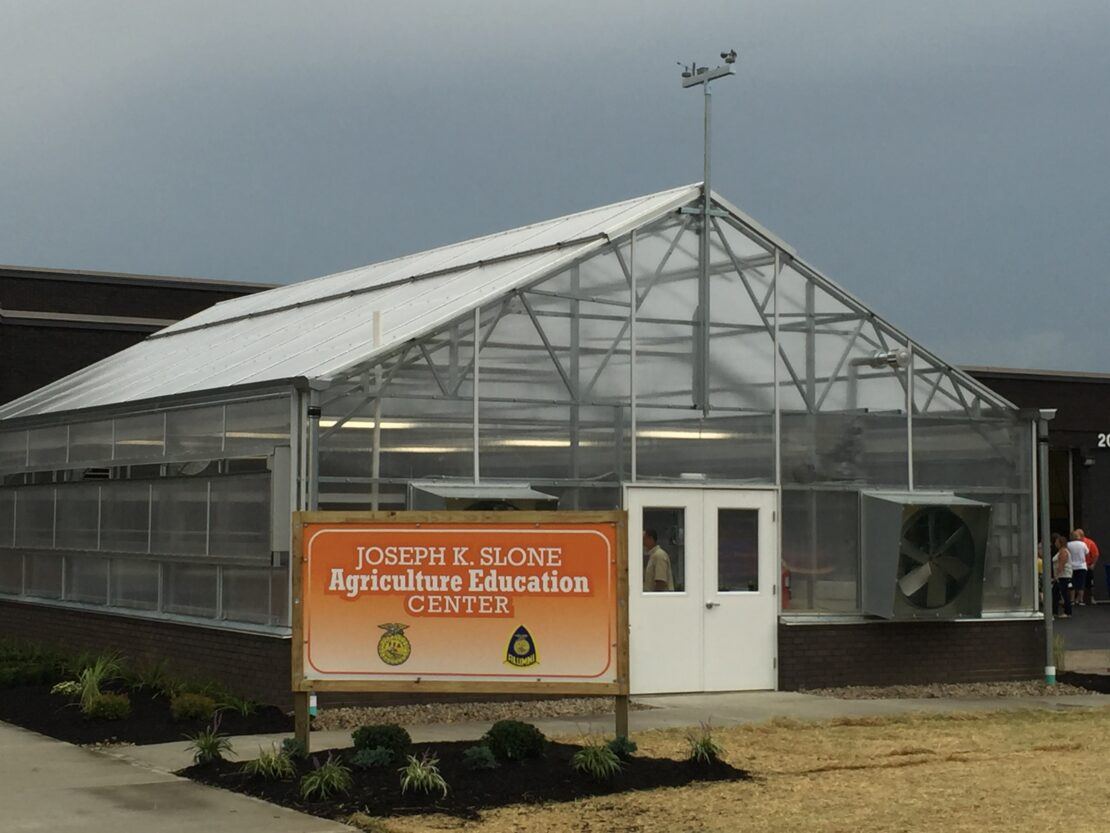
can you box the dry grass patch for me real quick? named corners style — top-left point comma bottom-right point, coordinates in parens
top-left (382, 706), bottom-right (1110, 833)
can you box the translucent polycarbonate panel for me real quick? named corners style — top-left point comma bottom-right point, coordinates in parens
top-left (65, 556), bottom-right (108, 604)
top-left (635, 410), bottom-right (774, 483)
top-left (27, 425), bottom-right (68, 467)
top-left (0, 550), bottom-right (21, 593)
top-left (209, 475), bottom-right (270, 559)
top-left (25, 552), bottom-right (63, 599)
top-left (163, 562), bottom-right (218, 617)
top-left (0, 430), bottom-right (27, 471)
top-left (15, 487), bottom-right (54, 548)
top-left (0, 489), bottom-right (14, 547)
top-left (913, 416), bottom-right (1031, 490)
top-left (781, 489), bottom-right (860, 613)
top-left (222, 566), bottom-right (271, 624)
top-left (151, 479), bottom-right (208, 555)
top-left (978, 492), bottom-right (1035, 611)
top-left (55, 484), bottom-right (100, 549)
top-left (270, 567), bottom-right (289, 624)
top-left (114, 413), bottom-right (165, 460)
top-left (110, 558), bottom-right (159, 610)
top-left (780, 412), bottom-right (909, 487)
top-left (68, 420), bottom-right (113, 463)
top-left (476, 302), bottom-right (573, 405)
top-left (479, 402), bottom-right (572, 481)
top-left (99, 482), bottom-right (151, 552)
top-left (224, 398), bottom-right (289, 454)
top-left (166, 405), bottom-right (224, 457)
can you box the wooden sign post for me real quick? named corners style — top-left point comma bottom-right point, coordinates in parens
top-left (291, 511), bottom-right (629, 751)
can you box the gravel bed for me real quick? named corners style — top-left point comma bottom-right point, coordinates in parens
top-left (314, 697), bottom-right (645, 730)
top-left (803, 680), bottom-right (1093, 699)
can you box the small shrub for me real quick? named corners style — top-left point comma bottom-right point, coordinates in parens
top-left (51, 680), bottom-right (82, 698)
top-left (127, 659), bottom-right (173, 698)
top-left (572, 740), bottom-right (622, 781)
top-left (216, 692), bottom-right (260, 718)
top-left (461, 744), bottom-right (499, 771)
top-left (686, 722), bottom-right (725, 765)
top-left (83, 692), bottom-right (131, 721)
top-left (352, 746), bottom-right (395, 770)
top-left (483, 720), bottom-right (546, 762)
top-left (171, 692), bottom-right (218, 722)
top-left (186, 720), bottom-right (234, 765)
top-left (399, 751), bottom-right (448, 799)
top-left (243, 744), bottom-right (296, 781)
top-left (300, 755), bottom-right (352, 800)
top-left (281, 736), bottom-right (308, 760)
top-left (76, 654), bottom-right (123, 711)
top-left (352, 724), bottom-right (411, 763)
top-left (607, 735), bottom-right (638, 761)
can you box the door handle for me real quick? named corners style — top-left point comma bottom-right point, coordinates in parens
top-left (705, 601), bottom-right (720, 609)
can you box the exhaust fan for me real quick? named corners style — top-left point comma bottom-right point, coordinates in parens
top-left (861, 491), bottom-right (991, 620)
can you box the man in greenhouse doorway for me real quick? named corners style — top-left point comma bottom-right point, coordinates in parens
top-left (643, 529), bottom-right (674, 593)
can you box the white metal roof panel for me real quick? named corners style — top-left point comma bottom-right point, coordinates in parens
top-left (0, 185), bottom-right (699, 420)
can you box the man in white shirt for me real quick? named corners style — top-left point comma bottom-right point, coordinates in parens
top-left (643, 529), bottom-right (674, 592)
top-left (1066, 531), bottom-right (1090, 607)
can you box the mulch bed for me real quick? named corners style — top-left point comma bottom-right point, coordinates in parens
top-left (1059, 671), bottom-right (1110, 695)
top-left (0, 683), bottom-right (291, 745)
top-left (181, 740), bottom-right (750, 819)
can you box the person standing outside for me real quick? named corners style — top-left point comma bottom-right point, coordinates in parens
top-left (1074, 528), bottom-right (1100, 604)
top-left (1066, 530), bottom-right (1090, 607)
top-left (1053, 534), bottom-right (1073, 618)
top-left (642, 529), bottom-right (674, 593)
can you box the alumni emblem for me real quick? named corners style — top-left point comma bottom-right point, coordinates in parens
top-left (505, 625), bottom-right (538, 667)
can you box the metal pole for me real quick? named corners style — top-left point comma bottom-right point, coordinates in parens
top-left (307, 391), bottom-right (321, 511)
top-left (629, 231), bottom-right (638, 483)
top-left (1038, 411), bottom-right (1056, 684)
top-left (370, 311), bottom-right (382, 511)
top-left (699, 82), bottom-right (712, 415)
top-left (906, 343), bottom-right (914, 491)
top-left (472, 306), bottom-right (481, 484)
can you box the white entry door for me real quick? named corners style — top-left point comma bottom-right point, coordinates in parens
top-left (626, 487), bottom-right (778, 694)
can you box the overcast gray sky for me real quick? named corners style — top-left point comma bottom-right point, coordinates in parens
top-left (2, 1), bottom-right (1107, 372)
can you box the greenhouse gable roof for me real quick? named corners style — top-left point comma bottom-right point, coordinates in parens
top-left (0, 185), bottom-right (700, 419)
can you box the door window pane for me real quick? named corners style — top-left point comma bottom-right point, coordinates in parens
top-left (718, 508), bottom-right (759, 591)
top-left (642, 507), bottom-right (685, 592)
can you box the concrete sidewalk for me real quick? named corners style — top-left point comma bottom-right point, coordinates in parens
top-left (0, 722), bottom-right (346, 833)
top-left (109, 688), bottom-right (1107, 775)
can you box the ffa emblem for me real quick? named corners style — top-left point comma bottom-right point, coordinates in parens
top-left (505, 625), bottom-right (538, 668)
top-left (376, 623), bottom-right (411, 666)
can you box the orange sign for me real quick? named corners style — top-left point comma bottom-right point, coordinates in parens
top-left (292, 511), bottom-right (628, 694)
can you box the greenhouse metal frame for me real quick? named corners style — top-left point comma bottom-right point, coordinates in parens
top-left (0, 184), bottom-right (1036, 635)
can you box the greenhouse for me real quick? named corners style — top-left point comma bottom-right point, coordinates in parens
top-left (0, 184), bottom-right (1038, 695)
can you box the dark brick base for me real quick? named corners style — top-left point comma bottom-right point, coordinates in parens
top-left (0, 599), bottom-right (292, 706)
top-left (778, 618), bottom-right (1045, 690)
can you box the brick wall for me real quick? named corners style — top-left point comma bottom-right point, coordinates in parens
top-left (778, 618), bottom-right (1045, 690)
top-left (0, 599), bottom-right (292, 705)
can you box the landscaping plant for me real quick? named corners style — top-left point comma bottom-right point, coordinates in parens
top-left (482, 719), bottom-right (546, 761)
top-left (243, 744), bottom-right (296, 781)
top-left (461, 744), bottom-right (499, 771)
top-left (126, 659), bottom-right (173, 698)
top-left (171, 692), bottom-right (218, 722)
top-left (299, 755), bottom-right (353, 800)
top-left (75, 654), bottom-right (123, 712)
top-left (281, 736), bottom-right (308, 760)
top-left (185, 718), bottom-right (234, 765)
top-left (351, 723), bottom-right (411, 763)
top-left (216, 692), bottom-right (260, 718)
top-left (351, 746), bottom-right (395, 770)
top-left (572, 738), bottom-right (623, 781)
top-left (686, 722), bottom-right (725, 765)
top-left (399, 751), bottom-right (449, 799)
top-left (607, 735), bottom-right (638, 761)
top-left (83, 692), bottom-right (131, 721)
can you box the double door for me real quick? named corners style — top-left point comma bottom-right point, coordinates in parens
top-left (626, 487), bottom-right (777, 693)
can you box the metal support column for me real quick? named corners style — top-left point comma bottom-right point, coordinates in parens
top-left (1038, 410), bottom-right (1057, 684)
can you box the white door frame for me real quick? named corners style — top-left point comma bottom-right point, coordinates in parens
top-left (623, 483), bottom-right (781, 693)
